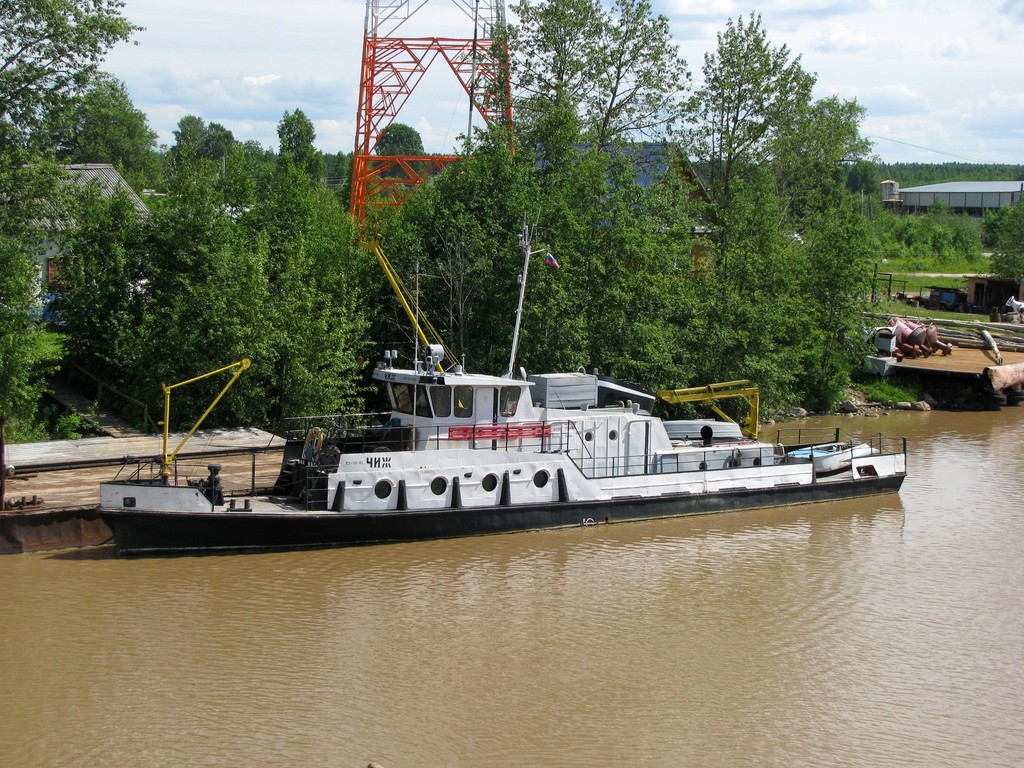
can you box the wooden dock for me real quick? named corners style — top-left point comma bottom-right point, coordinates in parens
top-left (2, 428), bottom-right (286, 553)
top-left (866, 346), bottom-right (1024, 409)
top-left (7, 427), bottom-right (283, 472)
top-left (889, 347), bottom-right (1024, 376)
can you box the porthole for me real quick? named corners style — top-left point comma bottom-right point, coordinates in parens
top-left (698, 461), bottom-right (707, 471)
top-left (430, 477), bottom-right (448, 496)
top-left (608, 430), bottom-right (618, 440)
top-left (374, 480), bottom-right (392, 499)
top-left (533, 470), bottom-right (550, 488)
top-left (482, 473), bottom-right (499, 492)
top-left (584, 431), bottom-right (594, 442)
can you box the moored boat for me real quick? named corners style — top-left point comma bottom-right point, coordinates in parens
top-left (786, 441), bottom-right (874, 475)
top-left (99, 344), bottom-right (907, 556)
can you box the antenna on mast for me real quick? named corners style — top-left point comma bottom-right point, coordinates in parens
top-left (505, 218), bottom-right (552, 378)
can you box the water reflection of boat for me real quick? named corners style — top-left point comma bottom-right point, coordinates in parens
top-left (787, 441), bottom-right (874, 475)
top-left (99, 345), bottom-right (907, 556)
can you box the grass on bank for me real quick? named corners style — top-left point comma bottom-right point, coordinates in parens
top-left (852, 371), bottom-right (925, 406)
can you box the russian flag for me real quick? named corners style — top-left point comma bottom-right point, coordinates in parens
top-left (544, 252), bottom-right (560, 268)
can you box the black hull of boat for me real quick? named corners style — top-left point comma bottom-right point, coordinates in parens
top-left (102, 474), bottom-right (905, 556)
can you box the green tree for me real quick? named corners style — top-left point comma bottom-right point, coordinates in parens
top-left (376, 123), bottom-right (424, 156)
top-left (0, 0), bottom-right (140, 138)
top-left (254, 159), bottom-right (368, 418)
top-left (772, 95), bottom-right (870, 229)
top-left (45, 73), bottom-right (161, 189)
top-left (135, 147), bottom-right (272, 428)
top-left (510, 0), bottom-right (690, 145)
top-left (382, 128), bottom-right (542, 372)
top-left (799, 196), bottom-right (873, 410)
top-left (0, 149), bottom-right (56, 502)
top-left (509, 0), bottom-right (603, 124)
top-left (868, 203), bottom-right (982, 267)
top-left (278, 109), bottom-right (324, 181)
top-left (689, 13), bottom-right (815, 202)
top-left (55, 181), bottom-right (149, 387)
top-left (0, 0), bottom-right (137, 503)
top-left (241, 111), bottom-right (370, 418)
top-left (171, 115), bottom-right (235, 162)
top-left (678, 168), bottom-right (806, 413)
top-left (384, 120), bottom-right (698, 388)
top-left (586, 0), bottom-right (690, 145)
top-left (846, 159), bottom-right (880, 195)
top-left (323, 150), bottom-right (352, 205)
top-left (990, 202), bottom-right (1024, 278)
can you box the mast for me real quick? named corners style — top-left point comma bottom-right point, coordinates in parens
top-left (505, 221), bottom-right (553, 378)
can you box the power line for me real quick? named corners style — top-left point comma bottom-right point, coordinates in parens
top-left (865, 134), bottom-right (991, 164)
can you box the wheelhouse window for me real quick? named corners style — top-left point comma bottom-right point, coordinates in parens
top-left (499, 386), bottom-right (521, 417)
top-left (391, 383), bottom-right (433, 417)
top-left (430, 385), bottom-right (452, 418)
top-left (454, 385), bottom-right (473, 418)
top-left (391, 383), bottom-right (414, 414)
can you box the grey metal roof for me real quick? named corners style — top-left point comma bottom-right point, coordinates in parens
top-left (65, 164), bottom-right (150, 217)
top-left (901, 181), bottom-right (1024, 193)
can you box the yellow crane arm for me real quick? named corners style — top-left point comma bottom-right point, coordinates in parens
top-left (358, 240), bottom-right (456, 370)
top-left (656, 379), bottom-right (761, 439)
top-left (161, 358), bottom-right (251, 475)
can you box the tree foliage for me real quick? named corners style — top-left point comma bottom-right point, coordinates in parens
top-left (868, 203), bottom-right (982, 267)
top-left (56, 180), bottom-right (148, 385)
top-left (375, 123), bottom-right (424, 156)
top-left (171, 115), bottom-right (235, 161)
top-left (55, 112), bottom-right (371, 430)
top-left (381, 118), bottom-right (699, 393)
top-left (989, 202), bottom-right (1024, 278)
top-left (278, 108), bottom-right (324, 181)
top-left (510, 0), bottom-right (690, 145)
top-left (677, 169), bottom-right (806, 409)
top-left (0, 152), bottom-right (54, 497)
top-left (878, 162), bottom-right (1024, 188)
top-left (0, 0), bottom-right (136, 498)
top-left (800, 196), bottom-right (873, 410)
top-left (0, 0), bottom-right (140, 139)
top-left (44, 73), bottom-right (160, 189)
top-left (773, 95), bottom-right (870, 229)
top-left (689, 13), bottom-right (816, 203)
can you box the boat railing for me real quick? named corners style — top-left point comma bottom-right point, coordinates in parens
top-left (108, 459), bottom-right (166, 485)
top-left (650, 444), bottom-right (782, 475)
top-left (775, 426), bottom-right (842, 448)
top-left (775, 427), bottom-right (907, 460)
top-left (279, 412), bottom-right (392, 441)
top-left (861, 434), bottom-right (908, 460)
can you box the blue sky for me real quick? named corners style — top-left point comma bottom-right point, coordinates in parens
top-left (103, 0), bottom-right (1024, 164)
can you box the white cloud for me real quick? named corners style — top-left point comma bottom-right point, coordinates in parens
top-left (861, 84), bottom-right (929, 117)
top-left (808, 23), bottom-right (876, 54)
top-left (243, 75), bottom-right (281, 87)
top-left (97, 0), bottom-right (1023, 163)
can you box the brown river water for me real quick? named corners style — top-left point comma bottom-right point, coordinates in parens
top-left (1, 408), bottom-right (1022, 767)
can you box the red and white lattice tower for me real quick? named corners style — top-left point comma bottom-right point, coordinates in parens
top-left (350, 0), bottom-right (512, 221)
